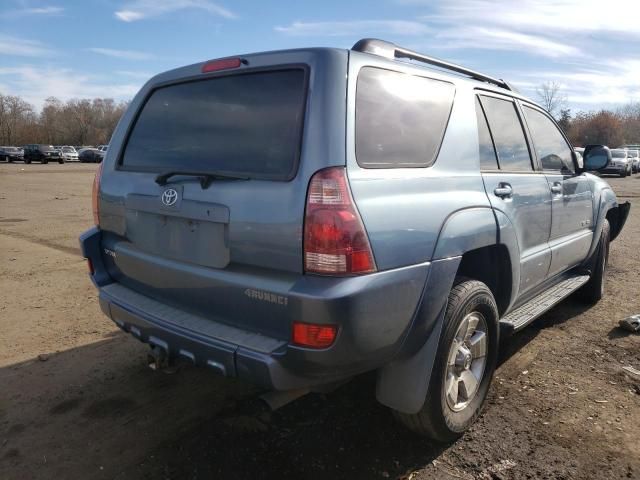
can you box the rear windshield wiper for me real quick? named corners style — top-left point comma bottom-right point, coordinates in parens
top-left (155, 170), bottom-right (249, 189)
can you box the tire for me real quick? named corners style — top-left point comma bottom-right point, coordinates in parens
top-left (58, 159), bottom-right (64, 164)
top-left (42, 159), bottom-right (48, 164)
top-left (578, 219), bottom-right (610, 304)
top-left (620, 171), bottom-right (626, 178)
top-left (394, 278), bottom-right (499, 442)
top-left (24, 158), bottom-right (31, 164)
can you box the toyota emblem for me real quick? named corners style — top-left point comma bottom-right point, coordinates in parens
top-left (161, 188), bottom-right (178, 206)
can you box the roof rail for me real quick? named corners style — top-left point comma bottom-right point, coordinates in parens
top-left (352, 38), bottom-right (513, 91)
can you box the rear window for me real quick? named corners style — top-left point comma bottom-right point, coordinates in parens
top-left (121, 68), bottom-right (307, 180)
top-left (355, 67), bottom-right (455, 168)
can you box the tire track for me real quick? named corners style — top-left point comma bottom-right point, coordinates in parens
top-left (0, 229), bottom-right (81, 256)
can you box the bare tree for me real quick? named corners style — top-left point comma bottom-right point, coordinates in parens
top-left (536, 81), bottom-right (567, 117)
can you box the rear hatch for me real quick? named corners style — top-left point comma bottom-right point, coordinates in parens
top-left (98, 49), bottom-right (348, 339)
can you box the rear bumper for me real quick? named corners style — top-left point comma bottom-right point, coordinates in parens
top-left (80, 227), bottom-right (431, 390)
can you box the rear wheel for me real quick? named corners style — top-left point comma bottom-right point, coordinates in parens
top-left (393, 279), bottom-right (499, 442)
top-left (58, 159), bottom-right (64, 164)
top-left (578, 220), bottom-right (610, 304)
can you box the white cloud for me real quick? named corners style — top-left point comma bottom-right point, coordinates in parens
top-left (115, 70), bottom-right (153, 79)
top-left (422, 0), bottom-right (640, 37)
top-left (114, 0), bottom-right (236, 22)
top-left (0, 34), bottom-right (55, 57)
top-left (0, 5), bottom-right (64, 18)
top-left (514, 58), bottom-right (640, 107)
top-left (0, 65), bottom-right (140, 110)
top-left (275, 20), bottom-right (431, 37)
top-left (87, 47), bottom-right (154, 60)
top-left (435, 26), bottom-right (582, 58)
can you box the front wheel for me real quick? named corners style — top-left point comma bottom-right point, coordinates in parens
top-left (58, 159), bottom-right (65, 164)
top-left (393, 279), bottom-right (499, 442)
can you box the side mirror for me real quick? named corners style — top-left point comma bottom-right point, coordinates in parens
top-left (581, 145), bottom-right (611, 172)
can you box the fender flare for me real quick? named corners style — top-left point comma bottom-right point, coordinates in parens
top-left (585, 187), bottom-right (620, 261)
top-left (376, 207), bottom-right (521, 414)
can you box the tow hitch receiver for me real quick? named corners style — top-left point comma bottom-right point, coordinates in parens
top-left (147, 345), bottom-right (170, 371)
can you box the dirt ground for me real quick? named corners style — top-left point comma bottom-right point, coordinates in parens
top-left (0, 162), bottom-right (639, 480)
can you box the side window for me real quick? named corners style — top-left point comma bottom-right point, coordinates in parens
top-left (522, 106), bottom-right (574, 173)
top-left (475, 97), bottom-right (499, 170)
top-left (479, 96), bottom-right (532, 171)
top-left (355, 67), bottom-right (455, 168)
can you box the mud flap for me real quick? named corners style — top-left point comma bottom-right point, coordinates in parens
top-left (375, 309), bottom-right (445, 414)
top-left (611, 201), bottom-right (631, 241)
top-left (375, 256), bottom-right (461, 415)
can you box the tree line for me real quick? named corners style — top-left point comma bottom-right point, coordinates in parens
top-left (1, 86), bottom-right (638, 149)
top-left (537, 81), bottom-right (640, 147)
top-left (0, 93), bottom-right (128, 147)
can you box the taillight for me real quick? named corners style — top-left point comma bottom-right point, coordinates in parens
top-left (201, 58), bottom-right (242, 73)
top-left (92, 162), bottom-right (103, 226)
top-left (304, 167), bottom-right (376, 275)
top-left (292, 321), bottom-right (338, 349)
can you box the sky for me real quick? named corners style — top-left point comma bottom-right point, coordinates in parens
top-left (1, 0), bottom-right (639, 113)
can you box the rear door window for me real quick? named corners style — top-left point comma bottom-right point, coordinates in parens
top-left (121, 69), bottom-right (307, 180)
top-left (522, 105), bottom-right (574, 173)
top-left (355, 67), bottom-right (455, 168)
top-left (475, 97), bottom-right (499, 170)
top-left (479, 96), bottom-right (533, 171)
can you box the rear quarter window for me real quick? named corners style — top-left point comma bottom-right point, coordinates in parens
top-left (355, 67), bottom-right (455, 168)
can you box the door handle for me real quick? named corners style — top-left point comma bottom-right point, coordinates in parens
top-left (550, 182), bottom-right (563, 194)
top-left (494, 183), bottom-right (513, 198)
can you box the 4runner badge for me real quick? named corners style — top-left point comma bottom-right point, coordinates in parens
top-left (244, 288), bottom-right (288, 306)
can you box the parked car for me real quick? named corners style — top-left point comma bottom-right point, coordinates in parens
top-left (58, 145), bottom-right (79, 162)
top-left (0, 146), bottom-right (24, 162)
top-left (626, 149), bottom-right (640, 173)
top-left (80, 39), bottom-right (630, 442)
top-left (601, 149), bottom-right (632, 177)
top-left (79, 148), bottom-right (104, 163)
top-left (23, 144), bottom-right (64, 164)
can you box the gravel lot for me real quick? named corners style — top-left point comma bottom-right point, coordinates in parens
top-left (0, 162), bottom-right (639, 480)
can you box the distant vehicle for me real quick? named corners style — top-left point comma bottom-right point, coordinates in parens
top-left (23, 144), bottom-right (64, 164)
top-left (97, 145), bottom-right (109, 152)
top-left (59, 145), bottom-right (79, 162)
top-left (601, 149), bottom-right (632, 177)
top-left (619, 144), bottom-right (640, 150)
top-left (81, 38), bottom-right (630, 442)
top-left (79, 148), bottom-right (104, 163)
top-left (626, 149), bottom-right (640, 173)
top-left (0, 146), bottom-right (24, 162)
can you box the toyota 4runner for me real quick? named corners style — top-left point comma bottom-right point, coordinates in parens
top-left (80, 39), bottom-right (630, 442)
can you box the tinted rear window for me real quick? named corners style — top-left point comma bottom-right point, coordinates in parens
top-left (121, 69), bottom-right (307, 180)
top-left (355, 67), bottom-right (455, 168)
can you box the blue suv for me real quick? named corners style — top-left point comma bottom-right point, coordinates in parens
top-left (80, 39), bottom-right (629, 441)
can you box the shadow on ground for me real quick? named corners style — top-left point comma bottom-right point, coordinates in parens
top-left (0, 296), bottom-right (599, 480)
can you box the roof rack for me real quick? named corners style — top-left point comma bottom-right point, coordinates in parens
top-left (352, 38), bottom-right (513, 91)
